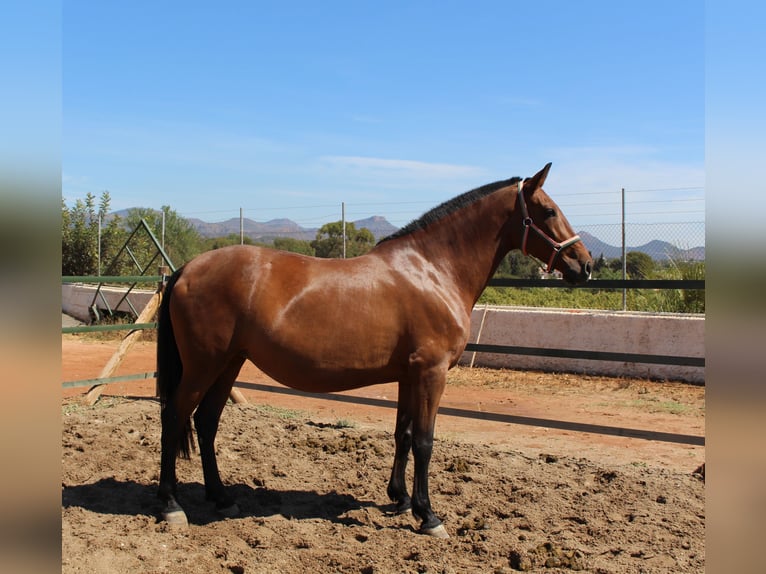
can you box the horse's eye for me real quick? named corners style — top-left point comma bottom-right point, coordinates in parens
top-left (544, 208), bottom-right (557, 219)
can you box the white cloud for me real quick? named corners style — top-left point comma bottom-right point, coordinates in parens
top-left (319, 155), bottom-right (485, 181)
top-left (537, 146), bottom-right (705, 226)
top-left (546, 146), bottom-right (704, 194)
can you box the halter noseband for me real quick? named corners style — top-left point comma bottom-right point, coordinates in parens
top-left (518, 180), bottom-right (582, 273)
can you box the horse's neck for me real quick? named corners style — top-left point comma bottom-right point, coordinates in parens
top-left (392, 197), bottom-right (513, 307)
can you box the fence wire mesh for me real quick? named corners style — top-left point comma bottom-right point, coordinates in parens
top-left (174, 186), bottom-right (705, 267)
top-left (579, 221), bottom-right (705, 263)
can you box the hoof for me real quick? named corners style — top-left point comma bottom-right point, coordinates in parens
top-left (217, 502), bottom-right (240, 518)
top-left (420, 523), bottom-right (450, 539)
top-left (162, 509), bottom-right (189, 528)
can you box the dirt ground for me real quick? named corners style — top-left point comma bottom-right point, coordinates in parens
top-left (62, 336), bottom-right (705, 573)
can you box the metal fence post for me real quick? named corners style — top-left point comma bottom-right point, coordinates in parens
top-left (342, 201), bottom-right (346, 259)
top-left (621, 187), bottom-right (627, 311)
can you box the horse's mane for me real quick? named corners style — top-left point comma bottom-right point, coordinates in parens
top-left (377, 176), bottom-right (521, 244)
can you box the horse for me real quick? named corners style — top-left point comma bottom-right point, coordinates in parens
top-left (156, 162), bottom-right (592, 538)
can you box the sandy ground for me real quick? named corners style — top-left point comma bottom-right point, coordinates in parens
top-left (62, 335), bottom-right (705, 573)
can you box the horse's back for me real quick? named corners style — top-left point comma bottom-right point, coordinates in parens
top-left (169, 243), bottom-right (472, 391)
top-left (169, 245), bottom-right (407, 387)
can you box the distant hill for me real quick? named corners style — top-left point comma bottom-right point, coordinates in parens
top-left (578, 231), bottom-right (704, 261)
top-left (188, 215), bottom-right (399, 242)
top-left (351, 216), bottom-right (399, 239)
top-left (185, 217), bottom-right (313, 240)
top-left (112, 209), bottom-right (703, 260)
top-left (112, 209), bottom-right (400, 242)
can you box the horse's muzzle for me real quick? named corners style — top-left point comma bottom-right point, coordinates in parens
top-left (562, 259), bottom-right (592, 285)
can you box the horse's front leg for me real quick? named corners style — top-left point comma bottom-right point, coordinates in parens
top-left (409, 362), bottom-right (449, 538)
top-left (387, 382), bottom-right (413, 514)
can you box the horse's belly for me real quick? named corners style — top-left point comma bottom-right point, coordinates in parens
top-left (243, 330), bottom-right (405, 393)
top-left (248, 351), bottom-right (400, 393)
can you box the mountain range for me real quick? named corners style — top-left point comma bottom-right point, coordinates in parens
top-left (187, 218), bottom-right (703, 261)
top-left (113, 209), bottom-right (704, 261)
top-left (577, 231), bottom-right (704, 262)
top-left (186, 215), bottom-right (399, 243)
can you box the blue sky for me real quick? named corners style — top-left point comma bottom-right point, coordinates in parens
top-left (62, 1), bottom-right (704, 235)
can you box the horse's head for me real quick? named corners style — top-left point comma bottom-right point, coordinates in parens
top-left (517, 163), bottom-right (592, 285)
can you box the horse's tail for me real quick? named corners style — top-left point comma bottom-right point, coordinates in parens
top-left (157, 267), bottom-right (194, 459)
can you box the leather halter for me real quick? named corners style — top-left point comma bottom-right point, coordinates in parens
top-left (518, 180), bottom-right (582, 273)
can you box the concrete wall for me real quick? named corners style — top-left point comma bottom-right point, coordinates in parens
top-left (62, 284), bottom-right (155, 323)
top-left (459, 306), bottom-right (704, 383)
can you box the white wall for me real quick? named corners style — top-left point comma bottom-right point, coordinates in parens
top-left (460, 306), bottom-right (704, 383)
top-left (62, 284), bottom-right (155, 323)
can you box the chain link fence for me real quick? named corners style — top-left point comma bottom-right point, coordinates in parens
top-left (172, 185), bottom-right (705, 272)
top-left (579, 221), bottom-right (705, 263)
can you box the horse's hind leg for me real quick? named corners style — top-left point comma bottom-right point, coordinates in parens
top-left (159, 409), bottom-right (183, 524)
top-left (387, 382), bottom-right (413, 514)
top-left (159, 385), bottom-right (201, 526)
top-left (194, 356), bottom-right (245, 517)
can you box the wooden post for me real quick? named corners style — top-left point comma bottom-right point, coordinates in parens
top-left (229, 387), bottom-right (248, 404)
top-left (83, 291), bottom-right (162, 406)
top-left (469, 304), bottom-right (490, 368)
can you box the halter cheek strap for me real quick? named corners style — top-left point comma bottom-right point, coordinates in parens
top-left (518, 181), bottom-right (582, 273)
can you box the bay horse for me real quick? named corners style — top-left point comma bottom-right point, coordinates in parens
top-left (157, 162), bottom-right (592, 537)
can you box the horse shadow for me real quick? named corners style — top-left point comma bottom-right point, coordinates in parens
top-left (62, 478), bottom-right (380, 527)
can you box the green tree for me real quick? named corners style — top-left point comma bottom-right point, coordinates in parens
top-left (511, 251), bottom-right (542, 278)
top-left (98, 192), bottom-right (127, 273)
top-left (592, 262), bottom-right (622, 280)
top-left (62, 196), bottom-right (91, 275)
top-left (608, 252), bottom-right (655, 279)
top-left (666, 258), bottom-right (705, 313)
top-left (311, 221), bottom-right (375, 258)
top-left (124, 206), bottom-right (202, 269)
top-left (625, 251), bottom-right (655, 279)
top-left (62, 191), bottom-right (125, 275)
top-left (273, 237), bottom-right (315, 256)
top-left (201, 234), bottom-right (255, 251)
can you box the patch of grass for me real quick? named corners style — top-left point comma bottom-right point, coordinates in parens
top-left (626, 398), bottom-right (691, 415)
top-left (252, 403), bottom-right (304, 420)
top-left (649, 400), bottom-right (691, 415)
top-left (446, 366), bottom-right (515, 388)
top-left (62, 401), bottom-right (82, 416)
top-left (62, 396), bottom-right (125, 415)
top-left (331, 419), bottom-right (357, 429)
top-left (596, 398), bottom-right (693, 415)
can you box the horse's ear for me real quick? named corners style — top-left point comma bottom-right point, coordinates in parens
top-left (524, 162), bottom-right (553, 191)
